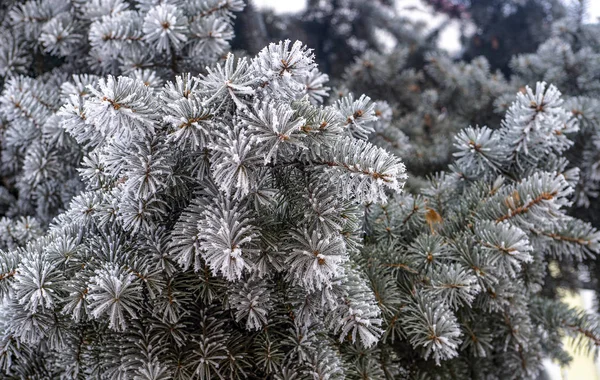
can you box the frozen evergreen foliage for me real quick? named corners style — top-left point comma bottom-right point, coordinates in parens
top-left (335, 2), bottom-right (600, 235)
top-left (336, 46), bottom-right (515, 176)
top-left (501, 4), bottom-right (600, 312)
top-left (361, 82), bottom-right (600, 378)
top-left (0, 0), bottom-right (243, 248)
top-left (1, 1), bottom-right (600, 379)
top-left (509, 5), bottom-right (600, 209)
top-left (0, 31), bottom-right (411, 376)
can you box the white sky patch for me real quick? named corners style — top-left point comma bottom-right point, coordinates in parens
top-left (563, 0), bottom-right (600, 22)
top-left (437, 20), bottom-right (465, 55)
top-left (585, 1), bottom-right (600, 22)
top-left (542, 358), bottom-right (563, 380)
top-left (374, 27), bottom-right (397, 54)
top-left (253, 0), bottom-right (307, 14)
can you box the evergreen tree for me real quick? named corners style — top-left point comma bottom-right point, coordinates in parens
top-left (0, 4), bottom-right (408, 373)
top-left (509, 3), bottom-right (600, 311)
top-left (1, 1), bottom-right (600, 379)
top-left (360, 81), bottom-right (600, 378)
